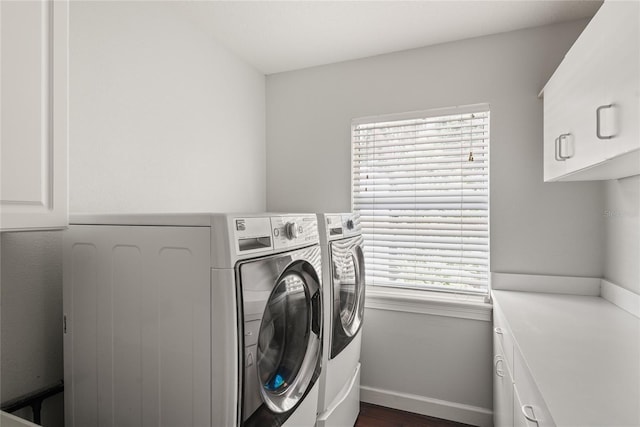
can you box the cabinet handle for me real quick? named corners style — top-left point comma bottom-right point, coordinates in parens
top-left (558, 133), bottom-right (572, 160)
top-left (554, 137), bottom-right (563, 162)
top-left (555, 135), bottom-right (572, 161)
top-left (494, 327), bottom-right (503, 335)
top-left (494, 356), bottom-right (504, 377)
top-left (596, 104), bottom-right (615, 140)
top-left (521, 404), bottom-right (540, 424)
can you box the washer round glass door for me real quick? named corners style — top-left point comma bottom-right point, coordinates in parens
top-left (256, 260), bottom-right (321, 414)
top-left (336, 244), bottom-right (365, 337)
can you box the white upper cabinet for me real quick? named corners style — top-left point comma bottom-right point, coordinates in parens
top-left (542, 0), bottom-right (639, 182)
top-left (1, 0), bottom-right (68, 231)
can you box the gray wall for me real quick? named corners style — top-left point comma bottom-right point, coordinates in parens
top-left (70, 1), bottom-right (266, 214)
top-left (360, 309), bottom-right (493, 424)
top-left (266, 19), bottom-right (603, 278)
top-left (266, 19), bottom-right (602, 421)
top-left (604, 175), bottom-right (640, 294)
top-left (1, 231), bottom-right (64, 427)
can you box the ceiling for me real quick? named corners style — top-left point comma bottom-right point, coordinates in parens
top-left (177, 0), bottom-right (603, 75)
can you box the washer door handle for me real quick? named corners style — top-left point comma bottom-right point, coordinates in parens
top-left (311, 290), bottom-right (321, 335)
top-left (332, 262), bottom-right (341, 280)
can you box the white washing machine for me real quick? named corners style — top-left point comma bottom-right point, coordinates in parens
top-left (63, 213), bottom-right (322, 427)
top-left (214, 213), bottom-right (323, 427)
top-left (315, 213), bottom-right (366, 427)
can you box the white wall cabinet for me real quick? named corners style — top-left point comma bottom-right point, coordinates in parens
top-left (542, 0), bottom-right (639, 182)
top-left (0, 0), bottom-right (68, 231)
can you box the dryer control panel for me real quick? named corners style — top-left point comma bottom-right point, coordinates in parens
top-left (271, 215), bottom-right (319, 250)
top-left (324, 214), bottom-right (344, 239)
top-left (320, 213), bottom-right (362, 242)
top-left (341, 213), bottom-right (361, 237)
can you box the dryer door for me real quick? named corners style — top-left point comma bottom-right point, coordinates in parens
top-left (330, 236), bottom-right (366, 359)
top-left (238, 246), bottom-right (322, 427)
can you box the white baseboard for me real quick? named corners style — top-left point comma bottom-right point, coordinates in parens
top-left (490, 272), bottom-right (601, 296)
top-left (601, 279), bottom-right (640, 319)
top-left (360, 385), bottom-right (492, 427)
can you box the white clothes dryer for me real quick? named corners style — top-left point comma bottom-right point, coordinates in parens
top-left (63, 213), bottom-right (322, 427)
top-left (316, 213), bottom-right (366, 427)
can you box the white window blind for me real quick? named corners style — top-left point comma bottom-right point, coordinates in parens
top-left (352, 105), bottom-right (490, 295)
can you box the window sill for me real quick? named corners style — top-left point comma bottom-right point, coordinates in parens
top-left (364, 287), bottom-right (492, 321)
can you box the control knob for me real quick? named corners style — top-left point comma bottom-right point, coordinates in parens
top-left (284, 222), bottom-right (299, 240)
top-left (346, 219), bottom-right (354, 230)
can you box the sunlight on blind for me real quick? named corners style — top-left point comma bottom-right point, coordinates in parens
top-left (352, 106), bottom-right (490, 294)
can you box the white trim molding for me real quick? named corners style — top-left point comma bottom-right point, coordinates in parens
top-left (365, 287), bottom-right (492, 321)
top-left (490, 272), bottom-right (601, 296)
top-left (600, 279), bottom-right (640, 319)
top-left (360, 385), bottom-right (493, 427)
top-left (352, 103), bottom-right (491, 126)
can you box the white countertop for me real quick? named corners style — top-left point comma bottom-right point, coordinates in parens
top-left (493, 290), bottom-right (640, 427)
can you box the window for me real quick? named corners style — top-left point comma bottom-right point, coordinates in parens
top-left (352, 105), bottom-right (490, 295)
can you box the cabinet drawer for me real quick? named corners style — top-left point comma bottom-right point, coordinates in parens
top-left (493, 306), bottom-right (514, 374)
top-left (514, 351), bottom-right (555, 427)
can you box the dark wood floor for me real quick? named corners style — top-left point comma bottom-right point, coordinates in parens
top-left (354, 403), bottom-right (475, 427)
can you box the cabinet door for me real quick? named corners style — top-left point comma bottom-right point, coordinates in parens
top-left (592, 1), bottom-right (639, 160)
top-left (513, 384), bottom-right (556, 427)
top-left (562, 0), bottom-right (639, 172)
top-left (513, 385), bottom-right (530, 427)
top-left (542, 76), bottom-right (567, 181)
top-left (64, 226), bottom-right (212, 427)
top-left (0, 0), bottom-right (68, 230)
top-left (513, 352), bottom-right (555, 427)
top-left (493, 341), bottom-right (514, 427)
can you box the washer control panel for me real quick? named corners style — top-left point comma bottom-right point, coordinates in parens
top-left (271, 215), bottom-right (319, 250)
top-left (231, 214), bottom-right (319, 257)
top-left (233, 216), bottom-right (274, 254)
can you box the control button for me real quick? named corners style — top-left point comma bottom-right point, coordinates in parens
top-left (284, 222), bottom-right (299, 240)
top-left (298, 225), bottom-right (303, 234)
top-left (273, 228), bottom-right (280, 237)
top-left (246, 352), bottom-right (254, 367)
top-left (236, 219), bottom-right (246, 231)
